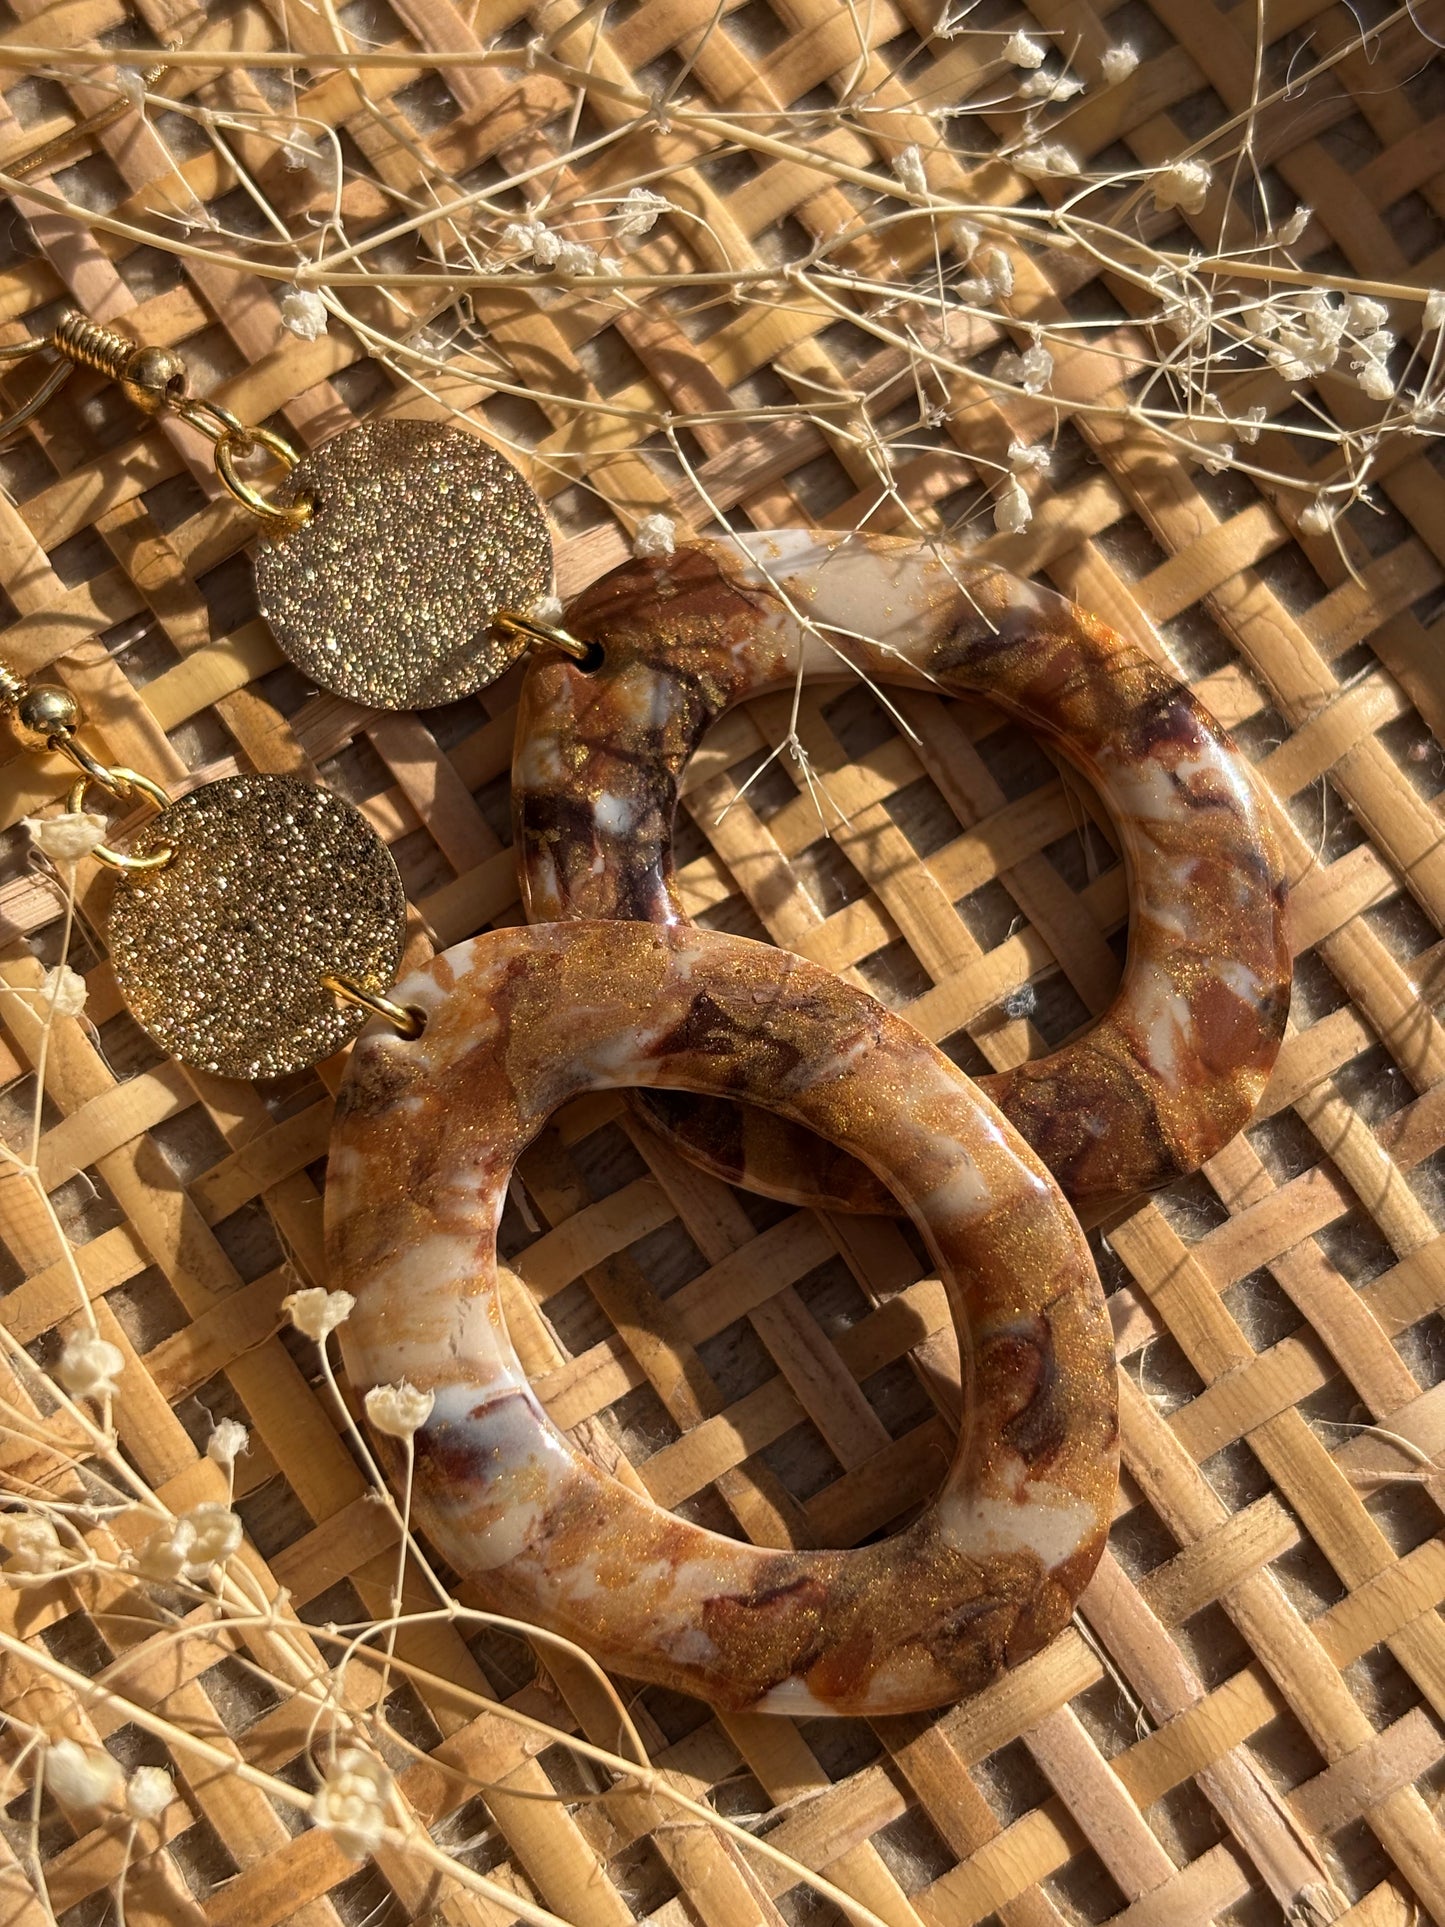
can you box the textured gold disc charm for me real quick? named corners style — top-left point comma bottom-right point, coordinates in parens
top-left (107, 775), bottom-right (407, 1079)
top-left (252, 420), bottom-right (552, 710)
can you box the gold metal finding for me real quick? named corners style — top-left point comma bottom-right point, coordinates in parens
top-left (213, 425), bottom-right (312, 532)
top-left (0, 309), bottom-right (310, 530)
top-left (65, 769), bottom-right (175, 873)
top-left (493, 609), bottom-right (594, 663)
top-left (321, 974), bottom-right (425, 1039)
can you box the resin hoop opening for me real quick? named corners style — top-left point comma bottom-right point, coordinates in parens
top-left (514, 532), bottom-right (1291, 1213)
top-left (328, 921), bottom-right (1118, 1716)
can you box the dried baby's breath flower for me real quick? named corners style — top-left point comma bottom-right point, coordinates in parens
top-left (949, 218), bottom-right (980, 258)
top-left (283, 1287), bottom-right (354, 1341)
top-left (1003, 30), bottom-right (1047, 67)
top-left (994, 477), bottom-right (1033, 534)
top-left (502, 219), bottom-right (547, 256)
top-left (616, 185), bottom-right (669, 235)
top-left (126, 1767), bottom-right (175, 1820)
top-left (1013, 142), bottom-right (1079, 180)
top-left (893, 144), bottom-right (928, 195)
top-left (311, 1748), bottom-right (391, 1859)
top-left (1424, 290), bottom-right (1445, 332)
top-left (1275, 205), bottom-right (1311, 245)
top-left (978, 247), bottom-right (1013, 298)
top-left (364, 1381), bottom-right (436, 1439)
top-left (996, 342), bottom-right (1055, 393)
top-left (1153, 159), bottom-right (1212, 214)
top-left (1008, 440), bottom-right (1051, 473)
top-left (39, 964), bottom-right (87, 1019)
top-left (530, 592), bottom-right (565, 623)
top-left (137, 1519), bottom-right (193, 1582)
top-left (280, 287), bottom-right (328, 340)
top-left (1299, 498), bottom-right (1336, 535)
top-left (1020, 71), bottom-right (1084, 101)
top-left (183, 1504), bottom-right (243, 1570)
top-left (45, 1740), bottom-right (124, 1810)
top-left (1238, 405), bottom-right (1267, 444)
top-left (1100, 44), bottom-right (1139, 83)
top-left (207, 1418), bottom-right (250, 1467)
top-left (56, 1333), bottom-right (124, 1400)
top-left (633, 513), bottom-right (677, 557)
top-left (1, 1512), bottom-right (67, 1576)
top-left (23, 811), bottom-right (106, 864)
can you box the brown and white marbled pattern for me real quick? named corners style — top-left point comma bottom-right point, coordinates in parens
top-left (515, 531), bottom-right (1291, 1211)
top-left (328, 921), bottom-right (1118, 1716)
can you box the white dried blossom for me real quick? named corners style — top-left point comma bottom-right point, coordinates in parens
top-left (1238, 405), bottom-right (1267, 444)
top-left (282, 124), bottom-right (338, 191)
top-left (1008, 439), bottom-right (1051, 473)
top-left (1200, 442), bottom-right (1234, 474)
top-left (529, 592), bottom-right (565, 624)
top-left (280, 288), bottom-right (328, 341)
top-left (1012, 142), bottom-right (1079, 179)
top-left (949, 218), bottom-right (980, 259)
top-left (24, 811), bottom-right (106, 864)
top-left (310, 1748), bottom-right (391, 1860)
top-left (994, 477), bottom-right (1033, 534)
top-left (126, 1767), bottom-right (174, 1821)
top-left (114, 67), bottom-right (146, 109)
top-left (996, 342), bottom-right (1054, 393)
top-left (1153, 159), bottom-right (1212, 214)
top-left (1275, 205), bottom-right (1311, 245)
top-left (182, 1503), bottom-right (243, 1570)
top-left (1267, 292), bottom-right (1351, 380)
top-left (1356, 359), bottom-right (1395, 401)
top-left (979, 247), bottom-right (1013, 298)
top-left (56, 1333), bottom-right (124, 1400)
top-left (38, 964), bottom-right (87, 1019)
top-left (136, 1518), bottom-right (193, 1583)
top-left (551, 240), bottom-right (602, 275)
top-left (1299, 498), bottom-right (1336, 535)
top-left (364, 1380), bottom-right (435, 1439)
top-left (45, 1740), bottom-right (123, 1810)
top-left (616, 186), bottom-right (669, 235)
top-left (1347, 294), bottom-right (1389, 334)
top-left (633, 513), bottom-right (676, 558)
top-left (206, 1418), bottom-right (249, 1467)
top-left (893, 145), bottom-right (928, 195)
top-left (1100, 44), bottom-right (1139, 83)
top-left (283, 1287), bottom-right (354, 1342)
top-left (1020, 71), bottom-right (1084, 101)
top-left (1424, 290), bottom-right (1445, 331)
top-left (502, 219), bottom-right (548, 258)
top-left (1242, 302), bottom-right (1282, 338)
top-left (1, 1513), bottom-right (67, 1576)
top-left (1003, 30), bottom-right (1047, 67)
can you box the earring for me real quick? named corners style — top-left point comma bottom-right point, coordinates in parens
top-left (1, 312), bottom-right (587, 712)
top-left (513, 531), bottom-right (1291, 1211)
top-left (328, 918), bottom-right (1119, 1716)
top-left (0, 308), bottom-right (588, 1077)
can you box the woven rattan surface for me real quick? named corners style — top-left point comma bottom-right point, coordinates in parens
top-left (3, 0), bottom-right (1445, 1921)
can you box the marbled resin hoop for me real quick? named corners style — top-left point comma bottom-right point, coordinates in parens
top-left (514, 531), bottom-right (1291, 1214)
top-left (327, 921), bottom-right (1118, 1717)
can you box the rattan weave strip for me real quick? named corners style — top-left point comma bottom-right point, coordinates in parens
top-left (2, 0), bottom-right (1445, 1921)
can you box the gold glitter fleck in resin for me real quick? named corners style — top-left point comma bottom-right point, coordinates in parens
top-left (253, 420), bottom-right (552, 710)
top-left (108, 775), bottom-right (407, 1079)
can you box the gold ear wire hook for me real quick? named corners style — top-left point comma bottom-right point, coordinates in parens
top-left (0, 310), bottom-right (311, 529)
